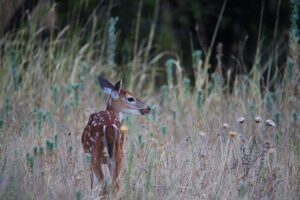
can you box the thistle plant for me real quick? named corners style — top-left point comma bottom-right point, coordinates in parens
top-left (172, 110), bottom-right (176, 121)
top-left (192, 50), bottom-right (204, 91)
top-left (287, 58), bottom-right (294, 81)
top-left (138, 134), bottom-right (144, 149)
top-left (192, 50), bottom-right (202, 66)
top-left (54, 134), bottom-right (58, 149)
top-left (79, 63), bottom-right (89, 91)
top-left (5, 97), bottom-right (12, 119)
top-left (160, 124), bottom-right (167, 135)
top-left (211, 73), bottom-right (221, 93)
top-left (125, 143), bottom-right (135, 196)
top-left (76, 191), bottom-right (82, 200)
top-left (50, 84), bottom-right (59, 105)
top-left (46, 140), bottom-right (55, 153)
top-left (165, 59), bottom-right (175, 89)
top-left (145, 152), bottom-right (155, 199)
top-left (183, 78), bottom-right (191, 97)
top-left (196, 90), bottom-right (203, 112)
top-left (238, 181), bottom-right (248, 199)
top-left (107, 17), bottom-right (118, 66)
top-left (33, 146), bottom-right (39, 156)
top-left (0, 118), bottom-right (3, 133)
top-left (273, 112), bottom-right (280, 127)
top-left (161, 85), bottom-right (169, 106)
top-left (9, 50), bottom-right (19, 92)
top-left (39, 147), bottom-right (44, 155)
top-left (265, 92), bottom-right (273, 111)
top-left (32, 108), bottom-right (50, 134)
top-left (70, 83), bottom-right (80, 106)
top-left (289, 0), bottom-right (299, 46)
top-left (85, 153), bottom-right (91, 165)
top-left (248, 100), bottom-right (256, 117)
top-left (26, 153), bottom-right (34, 173)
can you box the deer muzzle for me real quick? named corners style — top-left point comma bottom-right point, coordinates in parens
top-left (140, 106), bottom-right (151, 115)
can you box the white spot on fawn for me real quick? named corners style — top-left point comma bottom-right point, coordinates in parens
top-left (112, 123), bottom-right (118, 130)
top-left (103, 125), bottom-right (107, 134)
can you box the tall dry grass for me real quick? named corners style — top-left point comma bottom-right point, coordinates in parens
top-left (0, 2), bottom-right (299, 199)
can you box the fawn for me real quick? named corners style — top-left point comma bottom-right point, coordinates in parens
top-left (81, 76), bottom-right (151, 192)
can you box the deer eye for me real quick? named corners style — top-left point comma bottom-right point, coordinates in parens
top-left (127, 97), bottom-right (136, 103)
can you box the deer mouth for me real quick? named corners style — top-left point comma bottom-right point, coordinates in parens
top-left (140, 106), bottom-right (151, 115)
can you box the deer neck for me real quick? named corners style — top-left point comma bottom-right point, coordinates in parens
top-left (106, 97), bottom-right (121, 121)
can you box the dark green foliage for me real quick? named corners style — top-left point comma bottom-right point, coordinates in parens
top-left (265, 92), bottom-right (273, 112)
top-left (172, 110), bottom-right (176, 121)
top-left (9, 50), bottom-right (19, 92)
top-left (71, 83), bottom-right (80, 106)
top-left (50, 85), bottom-right (59, 105)
top-left (161, 85), bottom-right (169, 106)
top-left (138, 134), bottom-right (144, 149)
top-left (5, 97), bottom-right (12, 118)
top-left (32, 108), bottom-right (51, 135)
top-left (26, 153), bottom-right (34, 173)
top-left (54, 134), bottom-right (58, 148)
top-left (192, 50), bottom-right (202, 66)
top-left (289, 0), bottom-right (299, 42)
top-left (0, 119), bottom-right (4, 130)
top-left (273, 112), bottom-right (281, 126)
top-left (238, 181), bottom-right (248, 199)
top-left (79, 63), bottom-right (89, 91)
top-left (196, 90), bottom-right (203, 111)
top-left (39, 147), bottom-right (44, 155)
top-left (33, 147), bottom-right (38, 156)
top-left (46, 140), bottom-right (55, 153)
top-left (160, 124), bottom-right (167, 135)
top-left (211, 73), bottom-right (221, 93)
top-left (85, 153), bottom-right (91, 165)
top-left (183, 78), bottom-right (191, 96)
top-left (292, 111), bottom-right (298, 122)
top-left (107, 17), bottom-right (118, 66)
top-left (76, 191), bottom-right (82, 200)
top-left (165, 59), bottom-right (175, 88)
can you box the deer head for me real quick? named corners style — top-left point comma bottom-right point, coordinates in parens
top-left (98, 75), bottom-right (152, 116)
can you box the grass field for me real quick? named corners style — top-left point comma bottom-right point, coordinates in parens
top-left (0, 6), bottom-right (299, 199)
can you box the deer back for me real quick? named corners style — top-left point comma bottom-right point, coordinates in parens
top-left (82, 111), bottom-right (122, 159)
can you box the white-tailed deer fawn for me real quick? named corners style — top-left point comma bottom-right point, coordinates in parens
top-left (82, 76), bottom-right (151, 192)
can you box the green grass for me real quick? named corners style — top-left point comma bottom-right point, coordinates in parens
top-left (0, 5), bottom-right (299, 199)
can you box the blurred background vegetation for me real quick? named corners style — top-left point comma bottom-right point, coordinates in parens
top-left (0, 0), bottom-right (296, 88)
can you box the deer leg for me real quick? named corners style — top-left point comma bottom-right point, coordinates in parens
top-left (112, 138), bottom-right (123, 191)
top-left (90, 155), bottom-right (104, 191)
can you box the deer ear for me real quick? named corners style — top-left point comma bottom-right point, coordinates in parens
top-left (114, 79), bottom-right (122, 93)
top-left (98, 75), bottom-right (114, 94)
top-left (111, 80), bottom-right (122, 100)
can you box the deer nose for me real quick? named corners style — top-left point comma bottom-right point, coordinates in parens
top-left (140, 106), bottom-right (152, 115)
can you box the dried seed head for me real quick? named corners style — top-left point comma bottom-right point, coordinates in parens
top-left (266, 119), bottom-right (276, 127)
top-left (228, 131), bottom-right (238, 137)
top-left (222, 123), bottom-right (229, 129)
top-left (238, 117), bottom-right (245, 124)
top-left (268, 148), bottom-right (276, 154)
top-left (121, 125), bottom-right (128, 133)
top-left (199, 131), bottom-right (206, 136)
top-left (254, 116), bottom-right (262, 123)
top-left (264, 141), bottom-right (271, 149)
